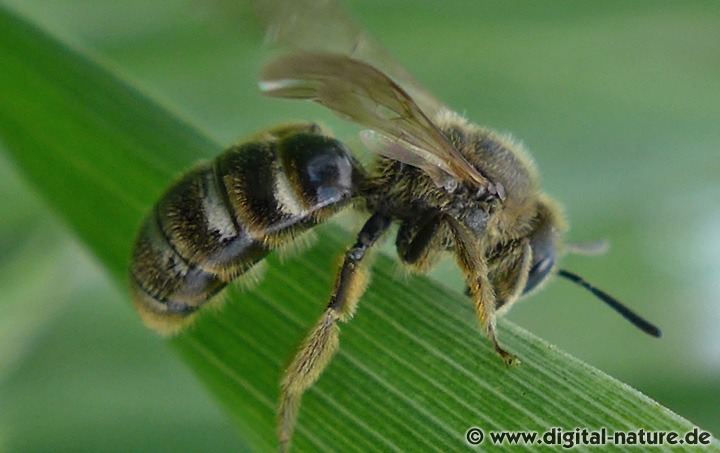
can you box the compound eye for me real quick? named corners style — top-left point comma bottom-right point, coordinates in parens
top-left (523, 252), bottom-right (554, 294)
top-left (522, 220), bottom-right (556, 295)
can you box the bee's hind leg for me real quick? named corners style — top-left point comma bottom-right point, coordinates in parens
top-left (278, 212), bottom-right (391, 451)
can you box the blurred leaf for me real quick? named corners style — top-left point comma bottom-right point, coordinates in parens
top-left (0, 5), bottom-right (717, 452)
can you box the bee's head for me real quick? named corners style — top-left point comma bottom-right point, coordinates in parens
top-left (487, 197), bottom-right (562, 315)
top-left (519, 198), bottom-right (661, 337)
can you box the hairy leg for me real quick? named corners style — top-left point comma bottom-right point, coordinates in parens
top-left (278, 212), bottom-right (391, 451)
top-left (446, 217), bottom-right (517, 365)
top-left (395, 213), bottom-right (443, 269)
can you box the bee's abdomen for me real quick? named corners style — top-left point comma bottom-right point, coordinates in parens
top-left (219, 134), bottom-right (359, 236)
top-left (157, 163), bottom-right (270, 279)
top-left (130, 130), bottom-right (360, 333)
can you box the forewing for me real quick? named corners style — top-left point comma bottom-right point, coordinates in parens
top-left (251, 0), bottom-right (446, 118)
top-left (260, 52), bottom-right (487, 188)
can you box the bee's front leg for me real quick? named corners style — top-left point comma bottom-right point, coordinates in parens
top-left (278, 212), bottom-right (391, 452)
top-left (446, 217), bottom-right (518, 366)
top-left (467, 268), bottom-right (518, 366)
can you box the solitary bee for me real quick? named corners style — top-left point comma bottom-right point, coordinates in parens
top-left (130, 3), bottom-right (661, 451)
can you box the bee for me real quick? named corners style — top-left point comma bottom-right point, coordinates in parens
top-left (130, 2), bottom-right (662, 451)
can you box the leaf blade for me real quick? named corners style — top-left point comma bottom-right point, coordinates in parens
top-left (0, 5), bottom-right (716, 452)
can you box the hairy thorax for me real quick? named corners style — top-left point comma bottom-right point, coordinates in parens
top-left (362, 110), bottom-right (541, 247)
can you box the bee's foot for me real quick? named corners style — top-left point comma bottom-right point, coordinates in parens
top-left (494, 344), bottom-right (520, 366)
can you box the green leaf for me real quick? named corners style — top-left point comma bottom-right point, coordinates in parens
top-left (0, 5), bottom-right (716, 452)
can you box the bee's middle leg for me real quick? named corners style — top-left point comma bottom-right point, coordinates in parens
top-left (395, 213), bottom-right (443, 269)
top-left (278, 212), bottom-right (391, 449)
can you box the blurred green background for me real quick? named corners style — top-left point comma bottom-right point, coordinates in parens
top-left (0, 0), bottom-right (718, 451)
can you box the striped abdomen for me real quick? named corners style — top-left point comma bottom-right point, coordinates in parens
top-left (130, 125), bottom-right (362, 333)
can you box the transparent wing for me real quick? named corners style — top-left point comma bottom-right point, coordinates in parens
top-left (259, 52), bottom-right (488, 189)
top-left (359, 130), bottom-right (459, 190)
top-left (251, 0), bottom-right (446, 119)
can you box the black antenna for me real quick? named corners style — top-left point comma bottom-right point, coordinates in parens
top-left (557, 269), bottom-right (662, 338)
